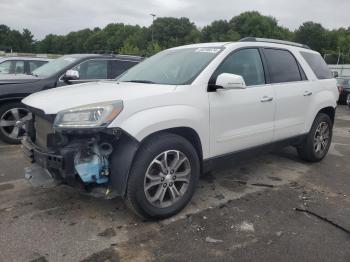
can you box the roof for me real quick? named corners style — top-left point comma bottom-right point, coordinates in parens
top-left (66, 53), bottom-right (143, 61)
top-left (172, 38), bottom-right (315, 52)
top-left (0, 56), bottom-right (52, 62)
top-left (239, 37), bottom-right (311, 49)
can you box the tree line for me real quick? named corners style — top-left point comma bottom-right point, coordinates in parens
top-left (1, 11), bottom-right (350, 63)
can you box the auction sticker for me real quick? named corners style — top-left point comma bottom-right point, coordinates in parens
top-left (195, 47), bottom-right (221, 53)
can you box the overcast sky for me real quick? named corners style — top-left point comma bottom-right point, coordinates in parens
top-left (1, 0), bottom-right (349, 40)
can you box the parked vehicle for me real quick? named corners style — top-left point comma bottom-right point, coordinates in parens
top-left (0, 57), bottom-right (51, 75)
top-left (22, 38), bottom-right (338, 219)
top-left (336, 77), bottom-right (350, 105)
top-left (0, 54), bottom-right (142, 144)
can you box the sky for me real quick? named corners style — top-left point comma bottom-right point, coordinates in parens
top-left (1, 0), bottom-right (349, 40)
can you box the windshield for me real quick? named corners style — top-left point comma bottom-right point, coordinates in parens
top-left (118, 47), bottom-right (223, 85)
top-left (32, 56), bottom-right (77, 77)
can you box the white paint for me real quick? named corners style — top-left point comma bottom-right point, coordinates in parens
top-left (22, 41), bottom-right (338, 161)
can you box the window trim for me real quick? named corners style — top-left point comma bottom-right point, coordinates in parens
top-left (208, 46), bottom-right (268, 91)
top-left (261, 47), bottom-right (307, 84)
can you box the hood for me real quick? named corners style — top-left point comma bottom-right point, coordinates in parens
top-left (22, 81), bottom-right (176, 114)
top-left (0, 74), bottom-right (42, 85)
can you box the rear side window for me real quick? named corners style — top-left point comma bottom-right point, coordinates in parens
top-left (111, 60), bottom-right (138, 78)
top-left (264, 48), bottom-right (302, 83)
top-left (73, 59), bottom-right (108, 79)
top-left (300, 52), bottom-right (332, 79)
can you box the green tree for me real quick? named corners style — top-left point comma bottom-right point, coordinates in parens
top-left (230, 11), bottom-right (293, 40)
top-left (201, 20), bottom-right (240, 42)
top-left (119, 41), bottom-right (141, 56)
top-left (21, 29), bottom-right (34, 52)
top-left (151, 17), bottom-right (200, 48)
top-left (294, 22), bottom-right (330, 53)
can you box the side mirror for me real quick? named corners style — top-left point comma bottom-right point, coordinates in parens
top-left (215, 73), bottom-right (246, 90)
top-left (63, 69), bottom-right (79, 82)
top-left (332, 71), bottom-right (339, 78)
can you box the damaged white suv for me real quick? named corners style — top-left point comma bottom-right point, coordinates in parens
top-left (22, 38), bottom-right (338, 219)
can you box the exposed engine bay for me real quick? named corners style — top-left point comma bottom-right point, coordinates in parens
top-left (22, 109), bottom-right (139, 197)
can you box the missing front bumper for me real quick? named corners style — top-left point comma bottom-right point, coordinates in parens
top-left (24, 163), bottom-right (61, 188)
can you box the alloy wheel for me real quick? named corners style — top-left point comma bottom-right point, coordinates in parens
top-left (144, 150), bottom-right (191, 208)
top-left (313, 121), bottom-right (330, 156)
top-left (0, 108), bottom-right (32, 141)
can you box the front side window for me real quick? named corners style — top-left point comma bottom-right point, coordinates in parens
top-left (212, 48), bottom-right (266, 86)
top-left (73, 59), bottom-right (107, 80)
top-left (264, 49), bottom-right (302, 83)
top-left (118, 47), bottom-right (223, 85)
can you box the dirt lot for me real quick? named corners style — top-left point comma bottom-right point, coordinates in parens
top-left (0, 106), bottom-right (349, 262)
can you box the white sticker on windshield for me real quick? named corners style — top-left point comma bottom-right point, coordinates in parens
top-left (195, 48), bottom-right (221, 53)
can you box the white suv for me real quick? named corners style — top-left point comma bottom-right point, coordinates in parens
top-left (22, 38), bottom-right (338, 219)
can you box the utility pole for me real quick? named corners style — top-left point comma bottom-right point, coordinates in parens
top-left (150, 14), bottom-right (156, 44)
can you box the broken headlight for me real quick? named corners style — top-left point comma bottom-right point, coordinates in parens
top-left (54, 101), bottom-right (123, 129)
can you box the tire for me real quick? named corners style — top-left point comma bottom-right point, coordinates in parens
top-left (347, 94), bottom-right (350, 108)
top-left (125, 132), bottom-right (200, 220)
top-left (297, 113), bottom-right (333, 162)
top-left (0, 102), bottom-right (31, 144)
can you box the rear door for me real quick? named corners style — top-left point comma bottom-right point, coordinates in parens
top-left (209, 48), bottom-right (275, 157)
top-left (262, 48), bottom-right (310, 141)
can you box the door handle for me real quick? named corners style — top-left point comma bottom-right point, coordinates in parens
top-left (261, 96), bottom-right (273, 102)
top-left (303, 91), bottom-right (313, 96)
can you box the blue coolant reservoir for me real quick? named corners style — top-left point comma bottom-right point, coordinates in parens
top-left (74, 153), bottom-right (108, 184)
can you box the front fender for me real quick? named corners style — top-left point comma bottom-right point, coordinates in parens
top-left (111, 105), bottom-right (210, 159)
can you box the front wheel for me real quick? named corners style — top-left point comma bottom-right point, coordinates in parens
top-left (0, 102), bottom-right (32, 144)
top-left (125, 133), bottom-right (200, 220)
top-left (297, 113), bottom-right (333, 162)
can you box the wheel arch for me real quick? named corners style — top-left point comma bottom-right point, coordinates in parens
top-left (109, 127), bottom-right (204, 198)
top-left (318, 106), bottom-right (336, 124)
top-left (0, 97), bottom-right (26, 107)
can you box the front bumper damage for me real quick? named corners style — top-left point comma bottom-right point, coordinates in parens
top-left (22, 111), bottom-right (140, 198)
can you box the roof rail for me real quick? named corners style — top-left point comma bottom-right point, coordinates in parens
top-left (239, 37), bottom-right (311, 50)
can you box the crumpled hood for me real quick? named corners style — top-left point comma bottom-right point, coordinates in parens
top-left (0, 74), bottom-right (42, 85)
top-left (22, 81), bottom-right (176, 114)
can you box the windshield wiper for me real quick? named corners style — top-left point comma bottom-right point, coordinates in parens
top-left (124, 80), bottom-right (156, 84)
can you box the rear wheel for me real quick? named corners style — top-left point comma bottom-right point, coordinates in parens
top-left (0, 102), bottom-right (32, 144)
top-left (297, 113), bottom-right (333, 162)
top-left (125, 133), bottom-right (200, 220)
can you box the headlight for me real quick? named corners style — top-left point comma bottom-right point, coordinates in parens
top-left (54, 101), bottom-right (123, 129)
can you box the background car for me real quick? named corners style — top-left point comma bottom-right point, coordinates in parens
top-left (336, 77), bottom-right (350, 105)
top-left (0, 56), bottom-right (52, 75)
top-left (0, 53), bottom-right (143, 144)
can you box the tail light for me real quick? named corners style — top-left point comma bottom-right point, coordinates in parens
top-left (337, 85), bottom-right (344, 94)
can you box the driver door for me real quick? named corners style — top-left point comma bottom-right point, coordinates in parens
top-left (59, 59), bottom-right (108, 86)
top-left (209, 48), bottom-right (275, 157)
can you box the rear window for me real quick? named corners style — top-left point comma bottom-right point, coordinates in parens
top-left (264, 48), bottom-right (302, 84)
top-left (300, 52), bottom-right (332, 79)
